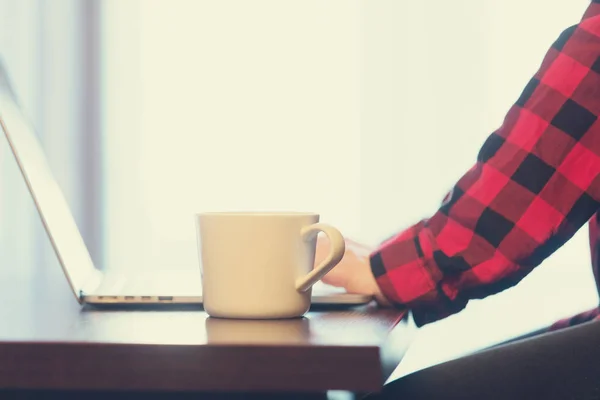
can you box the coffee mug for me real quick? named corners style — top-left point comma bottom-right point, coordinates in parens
top-left (196, 212), bottom-right (345, 319)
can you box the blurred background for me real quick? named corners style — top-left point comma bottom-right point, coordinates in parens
top-left (0, 0), bottom-right (595, 377)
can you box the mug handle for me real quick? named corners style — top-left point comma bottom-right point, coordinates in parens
top-left (295, 223), bottom-right (345, 292)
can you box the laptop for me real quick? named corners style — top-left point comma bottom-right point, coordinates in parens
top-left (0, 62), bottom-right (373, 307)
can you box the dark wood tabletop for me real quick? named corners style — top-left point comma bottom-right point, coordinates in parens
top-left (0, 240), bottom-right (415, 396)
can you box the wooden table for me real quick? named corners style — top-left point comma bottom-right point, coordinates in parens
top-left (0, 245), bottom-right (414, 398)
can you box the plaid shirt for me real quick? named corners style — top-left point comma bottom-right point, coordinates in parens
top-left (371, 1), bottom-right (600, 329)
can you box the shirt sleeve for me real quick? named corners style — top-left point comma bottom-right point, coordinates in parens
top-left (371, 16), bottom-right (600, 327)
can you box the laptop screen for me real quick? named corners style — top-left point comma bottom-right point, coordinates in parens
top-left (0, 65), bottom-right (101, 301)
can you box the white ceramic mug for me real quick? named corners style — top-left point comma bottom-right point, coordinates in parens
top-left (196, 212), bottom-right (345, 319)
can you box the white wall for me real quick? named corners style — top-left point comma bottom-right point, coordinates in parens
top-left (104, 0), bottom-right (363, 271)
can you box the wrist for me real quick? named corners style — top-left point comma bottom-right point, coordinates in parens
top-left (373, 289), bottom-right (393, 308)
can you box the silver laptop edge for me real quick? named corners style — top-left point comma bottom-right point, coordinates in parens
top-left (0, 61), bottom-right (104, 304)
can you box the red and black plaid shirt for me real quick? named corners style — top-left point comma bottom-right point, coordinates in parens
top-left (371, 1), bottom-right (600, 330)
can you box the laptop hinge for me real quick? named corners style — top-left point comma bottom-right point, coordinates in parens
top-left (80, 269), bottom-right (104, 297)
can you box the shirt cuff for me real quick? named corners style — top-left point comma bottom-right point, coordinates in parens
top-left (369, 224), bottom-right (468, 327)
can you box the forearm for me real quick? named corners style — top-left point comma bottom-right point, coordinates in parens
top-left (372, 12), bottom-right (600, 326)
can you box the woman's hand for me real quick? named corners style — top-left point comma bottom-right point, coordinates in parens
top-left (315, 235), bottom-right (391, 306)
